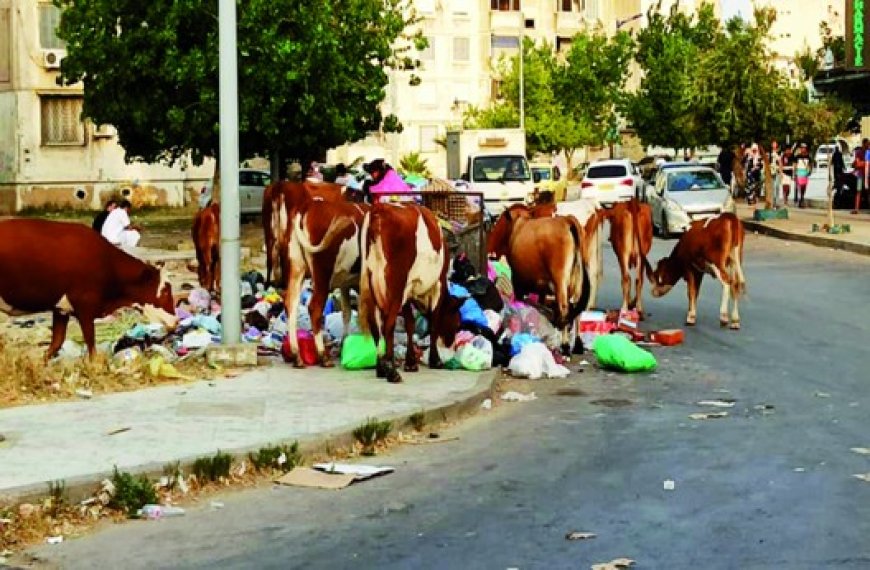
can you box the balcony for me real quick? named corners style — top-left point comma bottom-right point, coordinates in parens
top-left (556, 11), bottom-right (582, 35)
top-left (489, 10), bottom-right (523, 33)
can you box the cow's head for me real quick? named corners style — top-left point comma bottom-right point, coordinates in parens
top-left (434, 294), bottom-right (465, 348)
top-left (650, 257), bottom-right (679, 298)
top-left (134, 264), bottom-right (179, 331)
top-left (486, 204), bottom-right (530, 259)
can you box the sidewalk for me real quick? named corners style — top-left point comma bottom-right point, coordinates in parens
top-left (736, 203), bottom-right (870, 256)
top-left (0, 365), bottom-right (493, 503)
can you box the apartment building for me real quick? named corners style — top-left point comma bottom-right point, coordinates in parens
top-left (329, 0), bottom-right (648, 177)
top-left (0, 0), bottom-right (211, 214)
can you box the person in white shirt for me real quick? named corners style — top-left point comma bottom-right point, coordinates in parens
top-left (100, 199), bottom-right (142, 249)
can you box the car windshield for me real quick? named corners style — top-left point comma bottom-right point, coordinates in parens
top-left (586, 165), bottom-right (627, 178)
top-left (667, 170), bottom-right (722, 192)
top-left (817, 146), bottom-right (834, 155)
top-left (532, 167), bottom-right (551, 181)
top-left (472, 156), bottom-right (530, 182)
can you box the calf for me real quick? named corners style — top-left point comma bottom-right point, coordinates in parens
top-left (0, 219), bottom-right (177, 358)
top-left (191, 203), bottom-right (220, 292)
top-left (359, 203), bottom-right (463, 383)
top-left (487, 204), bottom-right (591, 354)
top-left (262, 180), bottom-right (345, 286)
top-left (650, 213), bottom-right (746, 329)
top-left (604, 198), bottom-right (654, 318)
top-left (283, 200), bottom-right (370, 367)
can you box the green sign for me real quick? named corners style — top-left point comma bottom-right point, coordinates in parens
top-left (847, 0), bottom-right (870, 69)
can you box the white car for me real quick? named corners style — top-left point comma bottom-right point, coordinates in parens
top-left (648, 165), bottom-right (735, 238)
top-left (815, 144), bottom-right (836, 170)
top-left (579, 159), bottom-right (643, 206)
top-left (199, 168), bottom-right (272, 219)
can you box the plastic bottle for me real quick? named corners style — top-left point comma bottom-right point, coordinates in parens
top-left (138, 504), bottom-right (186, 520)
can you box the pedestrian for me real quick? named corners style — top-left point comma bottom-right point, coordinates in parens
top-left (100, 199), bottom-right (142, 249)
top-left (794, 143), bottom-right (812, 208)
top-left (744, 143), bottom-right (763, 204)
top-left (716, 144), bottom-right (734, 189)
top-left (854, 138), bottom-right (870, 214)
top-left (306, 161), bottom-right (323, 183)
top-left (91, 199), bottom-right (118, 234)
top-left (780, 145), bottom-right (794, 206)
top-left (769, 141), bottom-right (782, 207)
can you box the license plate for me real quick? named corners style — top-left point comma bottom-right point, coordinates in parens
top-left (599, 183), bottom-right (614, 191)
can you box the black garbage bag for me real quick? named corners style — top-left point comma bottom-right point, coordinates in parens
top-left (450, 253), bottom-right (478, 284)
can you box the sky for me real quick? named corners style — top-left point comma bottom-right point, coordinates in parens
top-left (720, 0), bottom-right (753, 21)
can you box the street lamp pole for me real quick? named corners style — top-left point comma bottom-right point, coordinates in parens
top-left (519, 28), bottom-right (525, 131)
top-left (218, 0), bottom-right (240, 345)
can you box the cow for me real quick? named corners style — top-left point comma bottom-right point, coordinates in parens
top-left (282, 200), bottom-right (370, 367)
top-left (0, 219), bottom-right (177, 359)
top-left (487, 203), bottom-right (591, 355)
top-left (528, 198), bottom-right (605, 310)
top-left (191, 203), bottom-right (220, 293)
top-left (262, 180), bottom-right (345, 287)
top-left (358, 203), bottom-right (463, 383)
top-left (603, 198), bottom-right (654, 318)
top-left (650, 213), bottom-right (746, 329)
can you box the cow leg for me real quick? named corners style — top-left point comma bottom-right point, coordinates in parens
top-left (307, 283), bottom-right (331, 368)
top-left (618, 254), bottom-right (631, 313)
top-left (719, 275), bottom-right (731, 327)
top-left (632, 256), bottom-right (646, 320)
top-left (728, 261), bottom-right (742, 330)
top-left (426, 308), bottom-right (445, 370)
top-left (685, 270), bottom-right (703, 326)
top-left (379, 303), bottom-right (402, 383)
top-left (283, 264), bottom-right (307, 368)
top-left (77, 313), bottom-right (98, 359)
top-left (45, 310), bottom-right (71, 360)
top-left (402, 304), bottom-right (419, 372)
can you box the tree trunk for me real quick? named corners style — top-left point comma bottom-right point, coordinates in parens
top-left (270, 150), bottom-right (282, 182)
top-left (762, 144), bottom-right (773, 210)
top-left (565, 149), bottom-right (575, 180)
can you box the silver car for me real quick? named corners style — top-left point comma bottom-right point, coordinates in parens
top-left (649, 166), bottom-right (735, 238)
top-left (198, 168), bottom-right (272, 219)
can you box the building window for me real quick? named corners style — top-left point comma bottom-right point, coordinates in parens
top-left (491, 79), bottom-right (503, 100)
top-left (39, 3), bottom-right (66, 50)
top-left (40, 96), bottom-right (85, 145)
top-left (560, 0), bottom-right (582, 11)
top-left (453, 37), bottom-right (470, 62)
top-left (525, 18), bottom-right (535, 29)
top-left (557, 37), bottom-right (573, 54)
top-left (420, 36), bottom-right (435, 61)
top-left (491, 35), bottom-right (520, 50)
top-left (490, 0), bottom-right (520, 10)
top-left (420, 125), bottom-right (439, 153)
top-left (0, 8), bottom-right (11, 83)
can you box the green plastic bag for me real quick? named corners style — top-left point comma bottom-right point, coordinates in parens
top-left (593, 334), bottom-right (657, 373)
top-left (340, 334), bottom-right (385, 370)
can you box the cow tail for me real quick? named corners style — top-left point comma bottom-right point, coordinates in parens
top-left (293, 213), bottom-right (353, 254)
top-left (631, 199), bottom-right (654, 281)
top-left (567, 217), bottom-right (591, 316)
top-left (357, 212), bottom-right (374, 338)
top-left (733, 217), bottom-right (748, 297)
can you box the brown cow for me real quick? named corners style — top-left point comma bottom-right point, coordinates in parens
top-left (487, 204), bottom-right (591, 354)
top-left (650, 213), bottom-right (746, 329)
top-left (283, 200), bottom-right (370, 367)
top-left (262, 181), bottom-right (345, 287)
top-left (191, 203), bottom-right (220, 293)
top-left (603, 198), bottom-right (654, 318)
top-left (358, 203), bottom-right (463, 383)
top-left (0, 219), bottom-right (177, 359)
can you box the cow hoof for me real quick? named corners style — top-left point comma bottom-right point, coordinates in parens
top-left (292, 358), bottom-right (306, 369)
top-left (386, 366), bottom-right (403, 383)
top-left (729, 321), bottom-right (741, 331)
top-left (320, 357), bottom-right (335, 368)
top-left (638, 311), bottom-right (646, 321)
top-left (560, 343), bottom-right (572, 357)
top-left (376, 360), bottom-right (388, 379)
top-left (720, 317), bottom-right (730, 328)
top-left (685, 319), bottom-right (696, 327)
top-left (404, 362), bottom-right (419, 373)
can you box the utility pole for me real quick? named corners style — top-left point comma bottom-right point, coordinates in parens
top-left (519, 30), bottom-right (525, 132)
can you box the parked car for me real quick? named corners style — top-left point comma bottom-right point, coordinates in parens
top-left (648, 165), bottom-right (735, 238)
top-left (815, 143), bottom-right (836, 170)
top-left (579, 159), bottom-right (643, 205)
top-left (530, 162), bottom-right (568, 201)
top-left (199, 168), bottom-right (272, 219)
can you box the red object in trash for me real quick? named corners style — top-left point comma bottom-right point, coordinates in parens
top-left (649, 329), bottom-right (684, 346)
top-left (282, 331), bottom-right (319, 365)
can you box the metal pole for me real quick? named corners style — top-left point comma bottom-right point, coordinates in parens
top-left (219, 0), bottom-right (240, 345)
top-left (519, 30), bottom-right (524, 131)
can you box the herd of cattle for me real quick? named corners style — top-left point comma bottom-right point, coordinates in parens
top-left (0, 180), bottom-right (746, 383)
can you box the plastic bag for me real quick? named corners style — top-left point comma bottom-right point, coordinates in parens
top-left (510, 332), bottom-right (539, 356)
top-left (508, 342), bottom-right (570, 380)
top-left (283, 330), bottom-right (318, 366)
top-left (483, 309), bottom-right (502, 333)
top-left (456, 336), bottom-right (493, 371)
top-left (593, 334), bottom-right (657, 373)
top-left (340, 334), bottom-right (384, 370)
top-left (459, 297), bottom-right (489, 329)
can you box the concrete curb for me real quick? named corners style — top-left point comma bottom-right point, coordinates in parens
top-left (743, 219), bottom-right (870, 257)
top-left (2, 371), bottom-right (497, 507)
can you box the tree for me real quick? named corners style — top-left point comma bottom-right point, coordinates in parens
top-left (54, 0), bottom-right (424, 199)
top-left (625, 1), bottom-right (721, 154)
top-left (819, 21), bottom-right (846, 66)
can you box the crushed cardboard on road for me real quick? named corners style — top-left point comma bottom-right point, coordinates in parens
top-left (565, 531), bottom-right (596, 541)
top-left (591, 558), bottom-right (635, 570)
top-left (275, 468), bottom-right (355, 490)
top-left (689, 411), bottom-right (729, 420)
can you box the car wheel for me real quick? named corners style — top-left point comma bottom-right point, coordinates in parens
top-left (660, 212), bottom-right (670, 239)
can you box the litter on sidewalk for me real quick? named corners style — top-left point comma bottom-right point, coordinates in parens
top-left (275, 468), bottom-right (356, 490)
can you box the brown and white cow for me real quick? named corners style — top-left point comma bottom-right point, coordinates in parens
top-left (262, 180), bottom-right (345, 286)
top-left (650, 213), bottom-right (746, 329)
top-left (604, 198), bottom-right (654, 318)
top-left (487, 203), bottom-right (591, 354)
top-left (191, 203), bottom-right (220, 293)
top-left (282, 200), bottom-right (370, 367)
top-left (358, 203), bottom-right (463, 383)
top-left (0, 219), bottom-right (177, 359)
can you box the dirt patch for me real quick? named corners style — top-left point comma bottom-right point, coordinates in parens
top-left (590, 398), bottom-right (633, 408)
top-left (555, 387), bottom-right (587, 397)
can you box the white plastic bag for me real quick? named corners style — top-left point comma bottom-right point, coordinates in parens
top-left (508, 342), bottom-right (570, 380)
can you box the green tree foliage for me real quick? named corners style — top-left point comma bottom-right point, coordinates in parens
top-left (626, 1), bottom-right (721, 152)
top-left (819, 21), bottom-right (846, 66)
top-left (54, 0), bottom-right (423, 172)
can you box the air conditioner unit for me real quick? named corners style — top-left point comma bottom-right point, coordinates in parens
top-left (42, 49), bottom-right (65, 70)
top-left (92, 123), bottom-right (116, 138)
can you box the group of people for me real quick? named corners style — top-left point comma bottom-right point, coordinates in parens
top-left (92, 199), bottom-right (142, 249)
top-left (717, 142), bottom-right (820, 209)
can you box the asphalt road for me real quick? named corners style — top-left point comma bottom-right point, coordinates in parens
top-left (23, 233), bottom-right (870, 570)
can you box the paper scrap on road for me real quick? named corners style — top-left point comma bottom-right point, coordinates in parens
top-left (275, 468), bottom-right (355, 490)
top-left (663, 479), bottom-right (675, 490)
top-left (501, 391), bottom-right (537, 402)
top-left (850, 447), bottom-right (870, 456)
top-left (45, 536), bottom-right (63, 545)
top-left (565, 531), bottom-right (596, 541)
top-left (106, 427), bottom-right (131, 436)
top-left (814, 392), bottom-right (831, 398)
top-left (591, 558), bottom-right (635, 570)
top-left (697, 400), bottom-right (736, 408)
top-left (689, 411), bottom-right (728, 420)
top-left (313, 463), bottom-right (395, 481)
top-left (853, 473), bottom-right (870, 482)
